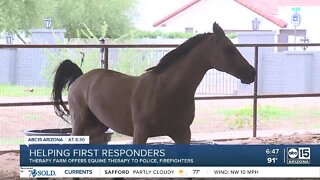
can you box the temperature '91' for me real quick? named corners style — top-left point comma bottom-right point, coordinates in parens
top-left (267, 157), bottom-right (278, 164)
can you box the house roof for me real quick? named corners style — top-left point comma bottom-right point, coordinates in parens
top-left (153, 0), bottom-right (201, 27)
top-left (153, 0), bottom-right (320, 28)
top-left (234, 0), bottom-right (287, 28)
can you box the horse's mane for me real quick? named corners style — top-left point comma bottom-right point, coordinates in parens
top-left (146, 33), bottom-right (212, 73)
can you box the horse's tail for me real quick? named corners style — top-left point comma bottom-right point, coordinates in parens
top-left (52, 60), bottom-right (83, 122)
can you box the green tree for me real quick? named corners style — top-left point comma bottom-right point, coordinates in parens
top-left (51, 0), bottom-right (137, 38)
top-left (0, 0), bottom-right (137, 41)
top-left (0, 0), bottom-right (38, 43)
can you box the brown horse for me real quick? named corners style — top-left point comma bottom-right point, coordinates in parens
top-left (52, 23), bottom-right (255, 144)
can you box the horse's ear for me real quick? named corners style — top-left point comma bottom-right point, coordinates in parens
top-left (213, 22), bottom-right (225, 38)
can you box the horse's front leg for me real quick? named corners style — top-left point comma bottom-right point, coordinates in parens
top-left (132, 123), bottom-right (149, 144)
top-left (170, 127), bottom-right (191, 144)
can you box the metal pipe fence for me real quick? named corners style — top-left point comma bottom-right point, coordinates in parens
top-left (1, 43), bottom-right (320, 138)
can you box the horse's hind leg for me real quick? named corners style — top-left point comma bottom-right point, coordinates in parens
top-left (70, 106), bottom-right (109, 144)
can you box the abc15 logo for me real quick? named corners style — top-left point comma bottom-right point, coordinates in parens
top-left (287, 147), bottom-right (311, 160)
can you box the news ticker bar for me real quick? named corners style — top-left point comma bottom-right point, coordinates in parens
top-left (20, 166), bottom-right (320, 178)
top-left (25, 136), bottom-right (90, 145)
top-left (20, 144), bottom-right (320, 166)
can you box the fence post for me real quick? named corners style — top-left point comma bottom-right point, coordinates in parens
top-left (104, 47), bottom-right (109, 70)
top-left (99, 38), bottom-right (105, 69)
top-left (253, 46), bottom-right (259, 137)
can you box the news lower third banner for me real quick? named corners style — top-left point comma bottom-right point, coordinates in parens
top-left (20, 144), bottom-right (320, 178)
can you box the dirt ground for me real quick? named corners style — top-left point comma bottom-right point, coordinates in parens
top-left (1, 133), bottom-right (320, 179)
top-left (1, 97), bottom-right (320, 143)
top-left (0, 97), bottom-right (319, 179)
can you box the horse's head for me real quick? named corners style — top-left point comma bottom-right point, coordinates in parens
top-left (208, 22), bottom-right (255, 84)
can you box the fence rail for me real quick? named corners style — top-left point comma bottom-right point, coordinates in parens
top-left (1, 43), bottom-right (320, 137)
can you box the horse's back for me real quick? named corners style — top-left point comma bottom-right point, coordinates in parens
top-left (69, 69), bottom-right (137, 97)
top-left (69, 69), bottom-right (137, 136)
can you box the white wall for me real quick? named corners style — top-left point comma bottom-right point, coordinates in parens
top-left (136, 0), bottom-right (320, 44)
top-left (153, 0), bottom-right (278, 33)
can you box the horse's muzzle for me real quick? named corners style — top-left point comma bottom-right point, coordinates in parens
top-left (240, 67), bottom-right (256, 84)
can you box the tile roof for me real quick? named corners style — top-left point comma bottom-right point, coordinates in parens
top-left (234, 0), bottom-right (288, 28)
top-left (153, 0), bottom-right (320, 28)
top-left (234, 0), bottom-right (320, 28)
top-left (271, 0), bottom-right (320, 6)
top-left (153, 0), bottom-right (201, 27)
